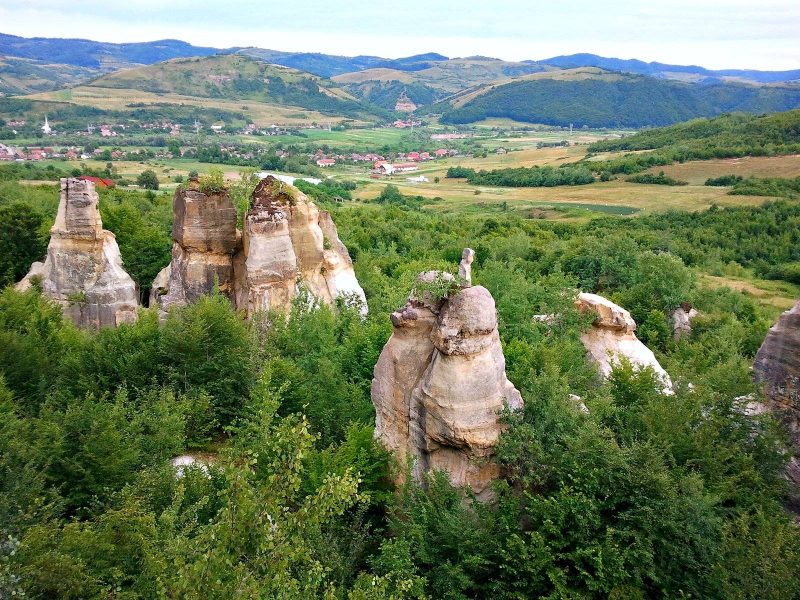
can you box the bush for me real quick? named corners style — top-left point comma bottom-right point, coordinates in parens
top-left (136, 169), bottom-right (159, 190)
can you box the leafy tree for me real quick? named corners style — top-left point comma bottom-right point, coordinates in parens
top-left (136, 169), bottom-right (159, 190)
top-left (0, 203), bottom-right (46, 288)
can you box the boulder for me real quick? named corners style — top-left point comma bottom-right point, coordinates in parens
top-left (372, 260), bottom-right (522, 500)
top-left (576, 293), bottom-right (672, 393)
top-left (16, 178), bottom-right (138, 329)
top-left (753, 300), bottom-right (800, 512)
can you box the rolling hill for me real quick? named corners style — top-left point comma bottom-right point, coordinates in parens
top-left (435, 69), bottom-right (800, 128)
top-left (539, 53), bottom-right (800, 84)
top-left (0, 55), bottom-right (101, 95)
top-left (0, 32), bottom-right (226, 70)
top-left (24, 54), bottom-right (388, 125)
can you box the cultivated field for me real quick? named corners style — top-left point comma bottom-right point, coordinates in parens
top-left (647, 154), bottom-right (800, 184)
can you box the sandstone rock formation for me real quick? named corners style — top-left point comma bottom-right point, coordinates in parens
top-left (576, 293), bottom-right (673, 393)
top-left (152, 176), bottom-right (366, 317)
top-left (16, 178), bottom-right (138, 329)
top-left (753, 300), bottom-right (800, 512)
top-left (672, 302), bottom-right (699, 340)
top-left (372, 263), bottom-right (522, 500)
top-left (234, 177), bottom-right (367, 317)
top-left (151, 181), bottom-right (238, 312)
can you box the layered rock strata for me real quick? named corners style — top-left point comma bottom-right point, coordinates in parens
top-left (151, 182), bottom-right (238, 311)
top-left (576, 293), bottom-right (672, 393)
top-left (372, 265), bottom-right (522, 500)
top-left (152, 176), bottom-right (366, 317)
top-left (753, 300), bottom-right (800, 512)
top-left (234, 177), bottom-right (367, 317)
top-left (17, 178), bottom-right (138, 329)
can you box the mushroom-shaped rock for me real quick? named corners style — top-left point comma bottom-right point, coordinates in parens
top-left (753, 300), bottom-right (800, 512)
top-left (576, 293), bottom-right (672, 393)
top-left (16, 178), bottom-right (138, 329)
top-left (372, 274), bottom-right (522, 501)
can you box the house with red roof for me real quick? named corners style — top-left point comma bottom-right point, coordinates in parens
top-left (79, 176), bottom-right (116, 188)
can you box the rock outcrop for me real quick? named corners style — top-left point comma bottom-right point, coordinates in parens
top-left (372, 264), bottom-right (522, 500)
top-left (16, 178), bottom-right (138, 328)
top-left (753, 300), bottom-right (800, 512)
top-left (234, 177), bottom-right (367, 317)
top-left (672, 302), bottom-right (699, 340)
top-left (151, 182), bottom-right (238, 312)
top-left (576, 293), bottom-right (672, 393)
top-left (152, 176), bottom-right (366, 317)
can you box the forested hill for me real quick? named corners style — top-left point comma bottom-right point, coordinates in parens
top-left (438, 75), bottom-right (800, 128)
top-left (587, 109), bottom-right (800, 153)
top-left (0, 32), bottom-right (225, 69)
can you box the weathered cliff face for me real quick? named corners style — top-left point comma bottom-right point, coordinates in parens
top-left (753, 300), bottom-right (800, 512)
top-left (233, 177), bottom-right (367, 316)
top-left (576, 293), bottom-right (672, 393)
top-left (16, 178), bottom-right (138, 329)
top-left (372, 267), bottom-right (522, 500)
top-left (153, 177), bottom-right (366, 317)
top-left (152, 183), bottom-right (238, 312)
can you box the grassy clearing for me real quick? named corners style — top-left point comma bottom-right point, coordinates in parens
top-left (699, 272), bottom-right (800, 315)
top-left (646, 154), bottom-right (800, 184)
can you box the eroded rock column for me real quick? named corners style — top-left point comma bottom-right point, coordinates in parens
top-left (17, 178), bottom-right (138, 329)
top-left (372, 261), bottom-right (522, 500)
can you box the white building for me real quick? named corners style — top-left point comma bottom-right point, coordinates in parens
top-left (41, 116), bottom-right (51, 135)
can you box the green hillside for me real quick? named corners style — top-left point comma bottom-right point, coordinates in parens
top-left (0, 55), bottom-right (101, 96)
top-left (83, 54), bottom-right (384, 120)
top-left (437, 72), bottom-right (800, 127)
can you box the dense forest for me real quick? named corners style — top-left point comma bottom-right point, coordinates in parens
top-left (439, 78), bottom-right (800, 128)
top-left (2, 168), bottom-right (800, 598)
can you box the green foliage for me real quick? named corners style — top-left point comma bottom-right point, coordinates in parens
top-left (135, 168), bottom-right (159, 190)
top-left (197, 165), bottom-right (225, 194)
top-left (0, 202), bottom-right (46, 288)
top-left (705, 174), bottom-right (744, 186)
top-left (586, 109), bottom-right (800, 174)
top-left (440, 80), bottom-right (800, 127)
top-left (626, 171), bottom-right (688, 185)
top-left (448, 164), bottom-right (595, 187)
top-left (728, 175), bottom-right (800, 199)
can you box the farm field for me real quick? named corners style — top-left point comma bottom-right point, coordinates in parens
top-left (24, 87), bottom-right (369, 126)
top-left (646, 154), bottom-right (800, 184)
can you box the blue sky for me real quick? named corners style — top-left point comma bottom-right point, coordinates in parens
top-left (2, 0), bottom-right (799, 70)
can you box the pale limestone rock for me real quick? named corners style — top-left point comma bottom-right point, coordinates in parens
top-left (16, 178), bottom-right (138, 329)
top-left (372, 270), bottom-right (522, 500)
top-left (576, 293), bottom-right (673, 393)
top-left (154, 177), bottom-right (366, 318)
top-left (672, 302), bottom-right (699, 340)
top-left (753, 300), bottom-right (800, 513)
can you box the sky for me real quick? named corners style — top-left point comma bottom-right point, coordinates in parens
top-left (2, 0), bottom-right (799, 71)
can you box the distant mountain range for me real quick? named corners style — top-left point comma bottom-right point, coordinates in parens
top-left (1, 32), bottom-right (798, 84)
top-left (1, 32), bottom-right (799, 128)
